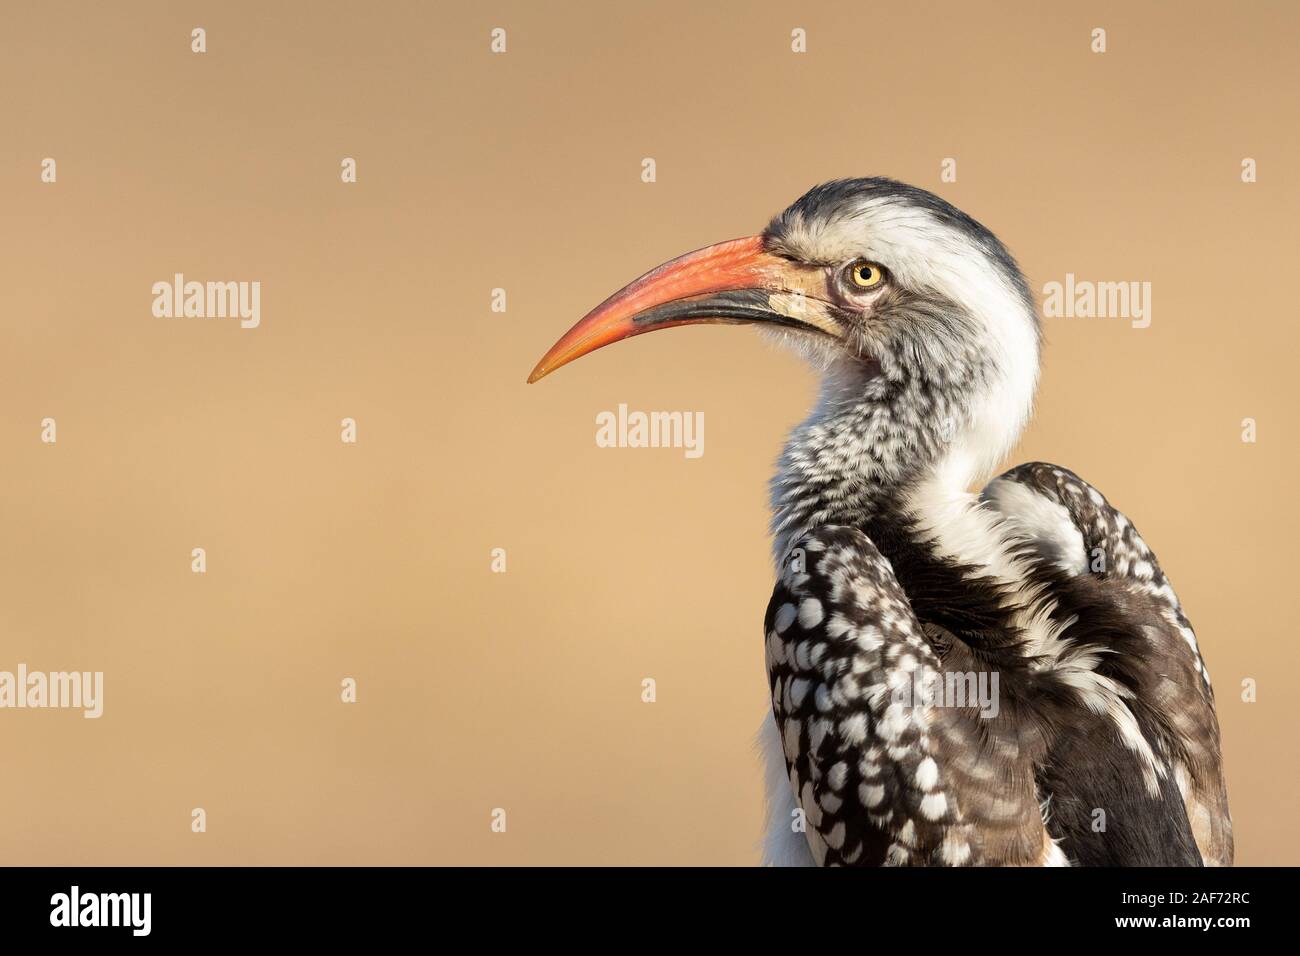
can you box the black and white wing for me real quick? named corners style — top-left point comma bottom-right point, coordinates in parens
top-left (764, 526), bottom-right (1063, 866)
top-left (983, 462), bottom-right (1233, 866)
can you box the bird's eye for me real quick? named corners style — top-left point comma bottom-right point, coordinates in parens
top-left (847, 260), bottom-right (886, 289)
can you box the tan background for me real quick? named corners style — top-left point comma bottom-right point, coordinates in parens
top-left (1, 0), bottom-right (1296, 865)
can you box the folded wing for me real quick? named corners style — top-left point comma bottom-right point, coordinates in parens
top-left (983, 462), bottom-right (1233, 866)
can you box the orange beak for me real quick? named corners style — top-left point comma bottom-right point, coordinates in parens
top-left (527, 235), bottom-right (840, 383)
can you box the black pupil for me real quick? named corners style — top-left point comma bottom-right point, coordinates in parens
top-left (858, 266), bottom-right (872, 281)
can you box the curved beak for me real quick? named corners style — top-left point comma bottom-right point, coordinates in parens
top-left (527, 236), bottom-right (840, 383)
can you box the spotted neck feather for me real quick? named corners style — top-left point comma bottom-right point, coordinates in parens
top-left (770, 365), bottom-right (960, 561)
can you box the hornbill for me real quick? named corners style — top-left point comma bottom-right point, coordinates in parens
top-left (528, 178), bottom-right (1232, 866)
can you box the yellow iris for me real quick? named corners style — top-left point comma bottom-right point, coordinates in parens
top-left (849, 261), bottom-right (884, 289)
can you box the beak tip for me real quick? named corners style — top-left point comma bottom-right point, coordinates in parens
top-left (526, 234), bottom-right (772, 386)
top-left (528, 348), bottom-right (569, 383)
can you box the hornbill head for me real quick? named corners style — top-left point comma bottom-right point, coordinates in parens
top-left (529, 177), bottom-right (1041, 489)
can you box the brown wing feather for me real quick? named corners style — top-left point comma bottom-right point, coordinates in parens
top-left (986, 462), bottom-right (1233, 866)
top-left (765, 526), bottom-right (1061, 866)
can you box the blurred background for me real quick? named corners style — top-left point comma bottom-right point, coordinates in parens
top-left (1, 0), bottom-right (1296, 864)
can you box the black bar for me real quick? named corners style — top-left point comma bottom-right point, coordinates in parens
top-left (0, 866), bottom-right (1276, 941)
